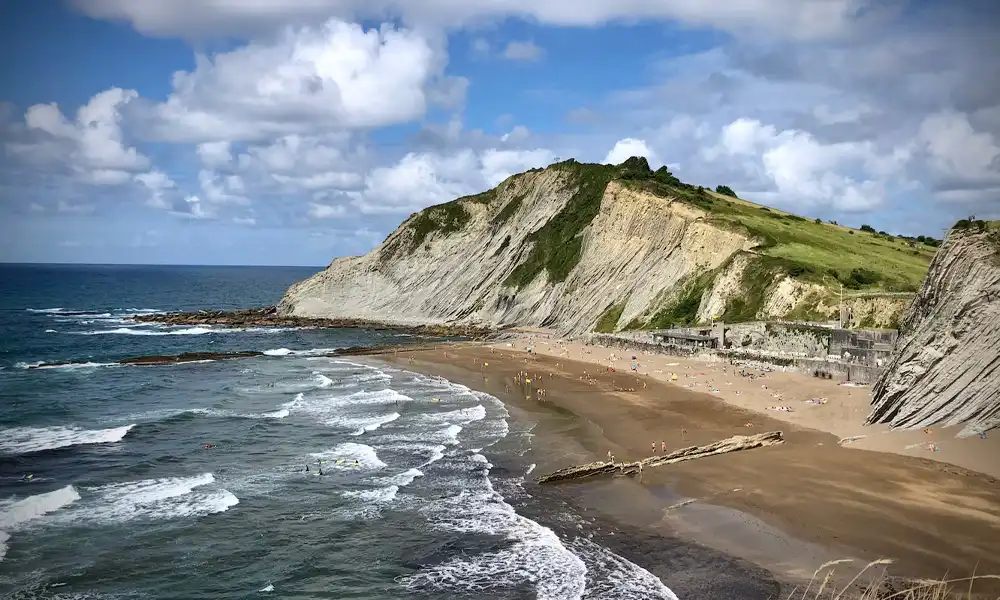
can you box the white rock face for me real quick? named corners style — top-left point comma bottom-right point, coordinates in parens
top-left (867, 225), bottom-right (1000, 437)
top-left (278, 168), bottom-right (759, 335)
top-left (278, 162), bottom-right (916, 336)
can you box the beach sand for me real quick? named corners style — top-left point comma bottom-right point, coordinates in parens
top-left (383, 342), bottom-right (1000, 597)
top-left (509, 333), bottom-right (1000, 479)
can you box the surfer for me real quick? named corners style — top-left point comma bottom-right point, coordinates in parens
top-left (203, 443), bottom-right (214, 449)
top-left (20, 473), bottom-right (33, 481)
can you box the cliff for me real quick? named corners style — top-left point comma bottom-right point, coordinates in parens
top-left (278, 158), bottom-right (932, 335)
top-left (867, 220), bottom-right (1000, 437)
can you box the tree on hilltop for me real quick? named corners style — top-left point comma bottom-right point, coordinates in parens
top-left (715, 185), bottom-right (737, 198)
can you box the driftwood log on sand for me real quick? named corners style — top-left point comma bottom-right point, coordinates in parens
top-left (535, 431), bottom-right (784, 484)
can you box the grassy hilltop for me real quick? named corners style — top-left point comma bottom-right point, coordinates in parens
top-left (385, 157), bottom-right (939, 329)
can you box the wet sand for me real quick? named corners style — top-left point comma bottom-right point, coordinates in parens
top-left (384, 343), bottom-right (1000, 596)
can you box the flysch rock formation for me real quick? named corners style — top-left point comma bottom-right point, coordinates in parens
top-left (867, 222), bottom-right (1000, 437)
top-left (278, 158), bottom-right (904, 335)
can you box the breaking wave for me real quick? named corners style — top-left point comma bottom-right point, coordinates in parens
top-left (0, 424), bottom-right (135, 454)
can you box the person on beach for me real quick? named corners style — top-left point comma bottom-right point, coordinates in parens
top-left (661, 441), bottom-right (666, 452)
top-left (651, 442), bottom-right (656, 453)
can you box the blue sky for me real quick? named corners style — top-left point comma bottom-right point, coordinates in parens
top-left (1, 0), bottom-right (997, 266)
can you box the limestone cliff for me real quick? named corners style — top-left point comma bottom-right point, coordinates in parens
top-left (278, 158), bottom-right (920, 335)
top-left (867, 221), bottom-right (1000, 436)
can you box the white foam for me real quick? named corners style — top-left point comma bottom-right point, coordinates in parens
top-left (263, 347), bottom-right (339, 357)
top-left (26, 308), bottom-right (67, 313)
top-left (259, 583), bottom-right (274, 593)
top-left (17, 361), bottom-right (118, 371)
top-left (0, 424), bottom-right (135, 454)
top-left (0, 486), bottom-right (81, 561)
top-left (525, 464), bottom-right (537, 476)
top-left (294, 390), bottom-right (412, 426)
top-left (343, 412), bottom-right (401, 436)
top-left (14, 361), bottom-right (45, 369)
top-left (71, 325), bottom-right (297, 336)
top-left (59, 473), bottom-right (239, 524)
top-left (343, 485), bottom-right (399, 503)
top-left (404, 456), bottom-right (587, 599)
top-left (313, 373), bottom-right (334, 388)
top-left (310, 443), bottom-right (386, 469)
top-left (419, 405), bottom-right (486, 425)
top-left (0, 485), bottom-right (81, 530)
top-left (73, 326), bottom-right (216, 336)
top-left (570, 538), bottom-right (678, 600)
top-left (379, 468), bottom-right (424, 488)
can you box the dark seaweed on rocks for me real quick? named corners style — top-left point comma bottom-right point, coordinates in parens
top-left (133, 306), bottom-right (496, 338)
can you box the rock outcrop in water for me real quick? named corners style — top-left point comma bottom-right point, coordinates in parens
top-left (867, 221), bottom-right (1000, 436)
top-left (134, 307), bottom-right (493, 337)
top-left (278, 157), bottom-right (922, 335)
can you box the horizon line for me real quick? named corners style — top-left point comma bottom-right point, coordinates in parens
top-left (0, 261), bottom-right (327, 269)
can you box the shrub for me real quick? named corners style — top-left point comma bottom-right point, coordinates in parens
top-left (715, 184), bottom-right (737, 197)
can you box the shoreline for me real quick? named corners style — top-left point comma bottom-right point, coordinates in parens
top-left (380, 343), bottom-right (1000, 596)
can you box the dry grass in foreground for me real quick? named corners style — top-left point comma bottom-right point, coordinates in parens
top-left (784, 559), bottom-right (1000, 600)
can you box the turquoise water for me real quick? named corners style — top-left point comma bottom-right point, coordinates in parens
top-left (0, 264), bottom-right (688, 600)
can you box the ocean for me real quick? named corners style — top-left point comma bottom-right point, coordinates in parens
top-left (0, 264), bottom-right (679, 600)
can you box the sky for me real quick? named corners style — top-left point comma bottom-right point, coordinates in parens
top-left (1, 1), bottom-right (998, 266)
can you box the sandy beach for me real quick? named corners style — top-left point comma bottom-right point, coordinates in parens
top-left (383, 340), bottom-right (1000, 596)
top-left (507, 332), bottom-right (1000, 479)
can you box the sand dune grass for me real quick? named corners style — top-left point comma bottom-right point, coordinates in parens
top-left (789, 559), bottom-right (999, 600)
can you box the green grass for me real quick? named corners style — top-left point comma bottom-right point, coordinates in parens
top-left (504, 160), bottom-right (618, 288)
top-left (641, 269), bottom-right (719, 329)
top-left (492, 192), bottom-right (526, 227)
top-left (700, 199), bottom-right (935, 291)
top-left (594, 302), bottom-right (627, 333)
top-left (408, 202), bottom-right (472, 251)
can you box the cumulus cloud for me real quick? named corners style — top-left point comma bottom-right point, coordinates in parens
top-left (604, 138), bottom-right (661, 168)
top-left (699, 118), bottom-right (915, 212)
top-left (917, 111), bottom-right (1000, 190)
top-left (348, 147), bottom-right (556, 214)
top-left (137, 19), bottom-right (459, 143)
top-left (196, 141), bottom-right (233, 168)
top-left (72, 0), bottom-right (886, 40)
top-left (134, 170), bottom-right (176, 209)
top-left (11, 88), bottom-right (149, 185)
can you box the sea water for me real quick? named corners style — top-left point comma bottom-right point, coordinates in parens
top-left (0, 264), bottom-right (677, 599)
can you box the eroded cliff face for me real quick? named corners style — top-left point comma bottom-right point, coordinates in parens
top-left (867, 223), bottom-right (1000, 436)
top-left (278, 159), bottom-right (913, 335)
top-left (279, 163), bottom-right (755, 334)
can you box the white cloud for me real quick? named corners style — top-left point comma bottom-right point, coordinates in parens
top-left (349, 147), bottom-right (556, 214)
top-left (307, 202), bottom-right (347, 219)
top-left (501, 125), bottom-right (531, 144)
top-left (173, 195), bottom-right (210, 219)
top-left (72, 0), bottom-right (881, 41)
top-left (502, 41), bottom-right (544, 61)
top-left (918, 110), bottom-right (1000, 187)
top-left (17, 88), bottom-right (149, 184)
top-left (134, 169), bottom-right (177, 209)
top-left (702, 118), bottom-right (913, 212)
top-left (196, 141), bottom-right (233, 167)
top-left (198, 169), bottom-right (250, 205)
top-left (232, 216), bottom-right (257, 226)
top-left (604, 138), bottom-right (661, 168)
top-left (142, 19), bottom-right (456, 143)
